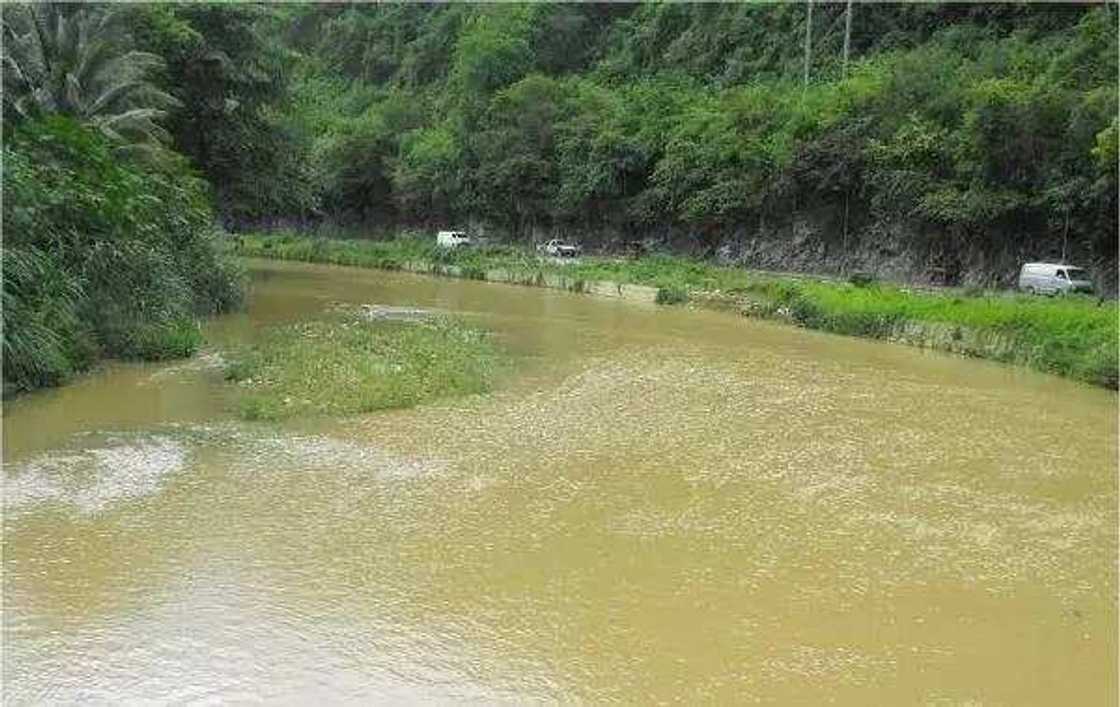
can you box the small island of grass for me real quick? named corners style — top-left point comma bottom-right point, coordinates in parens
top-left (224, 310), bottom-right (504, 420)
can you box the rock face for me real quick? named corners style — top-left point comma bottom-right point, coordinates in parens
top-left (255, 211), bottom-right (1117, 295)
top-left (608, 215), bottom-right (1113, 295)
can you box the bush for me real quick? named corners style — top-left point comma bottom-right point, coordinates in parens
top-left (1, 246), bottom-right (96, 393)
top-left (849, 272), bottom-right (877, 287)
top-left (655, 285), bottom-right (689, 305)
top-left (1, 117), bottom-right (245, 394)
top-left (127, 318), bottom-right (204, 360)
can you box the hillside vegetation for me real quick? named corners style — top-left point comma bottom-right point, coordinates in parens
top-left (248, 3), bottom-right (1117, 289)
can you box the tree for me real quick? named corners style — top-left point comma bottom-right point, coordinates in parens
top-left (1, 4), bottom-right (177, 149)
top-left (394, 124), bottom-right (463, 222)
top-left (468, 74), bottom-right (571, 232)
top-left (126, 4), bottom-right (315, 223)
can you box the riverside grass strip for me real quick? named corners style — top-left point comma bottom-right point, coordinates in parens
top-left (233, 232), bottom-right (1117, 389)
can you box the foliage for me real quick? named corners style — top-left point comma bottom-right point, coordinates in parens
top-left (21, 3), bottom-right (1103, 276)
top-left (252, 3), bottom-right (1116, 287)
top-left (1, 116), bottom-right (244, 394)
top-left (1, 245), bottom-right (95, 392)
top-left (4, 2), bottom-right (1116, 389)
top-left (126, 3), bottom-right (316, 222)
top-left (1, 3), bottom-right (178, 149)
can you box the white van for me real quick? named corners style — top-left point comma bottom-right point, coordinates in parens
top-left (436, 230), bottom-right (472, 249)
top-left (1018, 263), bottom-right (1094, 295)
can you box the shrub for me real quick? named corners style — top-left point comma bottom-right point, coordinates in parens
top-left (1, 117), bottom-right (245, 393)
top-left (1, 246), bottom-right (96, 393)
top-left (655, 285), bottom-right (689, 305)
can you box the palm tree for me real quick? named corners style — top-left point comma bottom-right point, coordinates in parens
top-left (1, 3), bottom-right (178, 147)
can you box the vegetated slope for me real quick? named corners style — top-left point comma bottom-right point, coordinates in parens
top-left (249, 3), bottom-right (1117, 291)
top-left (2, 118), bottom-right (244, 395)
top-left (1, 4), bottom-right (246, 395)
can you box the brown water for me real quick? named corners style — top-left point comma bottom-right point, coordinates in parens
top-left (3, 259), bottom-right (1117, 704)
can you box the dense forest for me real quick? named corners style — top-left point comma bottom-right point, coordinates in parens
top-left (2, 2), bottom-right (1118, 392)
top-left (220, 3), bottom-right (1116, 286)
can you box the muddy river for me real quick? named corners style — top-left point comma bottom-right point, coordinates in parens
top-left (3, 259), bottom-right (1116, 703)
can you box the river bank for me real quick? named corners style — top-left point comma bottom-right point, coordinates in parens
top-left (232, 233), bottom-right (1118, 389)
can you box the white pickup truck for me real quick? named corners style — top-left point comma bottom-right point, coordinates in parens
top-left (436, 230), bottom-right (472, 248)
top-left (537, 239), bottom-right (581, 258)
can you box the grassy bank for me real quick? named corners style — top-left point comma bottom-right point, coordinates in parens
top-left (234, 232), bottom-right (1118, 389)
top-left (720, 281), bottom-right (1117, 388)
top-left (224, 308), bottom-right (503, 420)
top-left (235, 230), bottom-right (766, 291)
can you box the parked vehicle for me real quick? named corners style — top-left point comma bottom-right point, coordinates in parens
top-left (538, 239), bottom-right (581, 258)
top-left (1018, 262), bottom-right (1094, 295)
top-left (436, 230), bottom-right (472, 249)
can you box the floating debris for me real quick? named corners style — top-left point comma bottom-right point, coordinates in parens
top-left (328, 302), bottom-right (434, 323)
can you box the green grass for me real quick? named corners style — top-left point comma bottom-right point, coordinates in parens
top-left (234, 232), bottom-right (1118, 389)
top-left (233, 231), bottom-right (753, 292)
top-left (223, 310), bottom-right (504, 420)
top-left (124, 318), bottom-right (204, 360)
top-left (564, 253), bottom-right (751, 293)
top-left (739, 280), bottom-right (1118, 388)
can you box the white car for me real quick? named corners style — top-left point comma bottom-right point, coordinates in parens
top-left (537, 239), bottom-right (581, 258)
top-left (436, 230), bottom-right (472, 248)
top-left (1018, 263), bottom-right (1094, 295)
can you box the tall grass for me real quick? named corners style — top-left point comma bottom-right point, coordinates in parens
top-left (740, 280), bottom-right (1118, 388)
top-left (1, 246), bottom-right (96, 392)
top-left (2, 117), bottom-right (246, 395)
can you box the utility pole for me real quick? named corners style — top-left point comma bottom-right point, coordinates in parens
top-left (1062, 211), bottom-right (1070, 263)
top-left (803, 0), bottom-right (813, 90)
top-left (840, 1), bottom-right (855, 274)
top-left (842, 0), bottom-right (853, 80)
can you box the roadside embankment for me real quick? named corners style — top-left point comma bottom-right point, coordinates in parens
top-left (233, 233), bottom-right (1118, 389)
